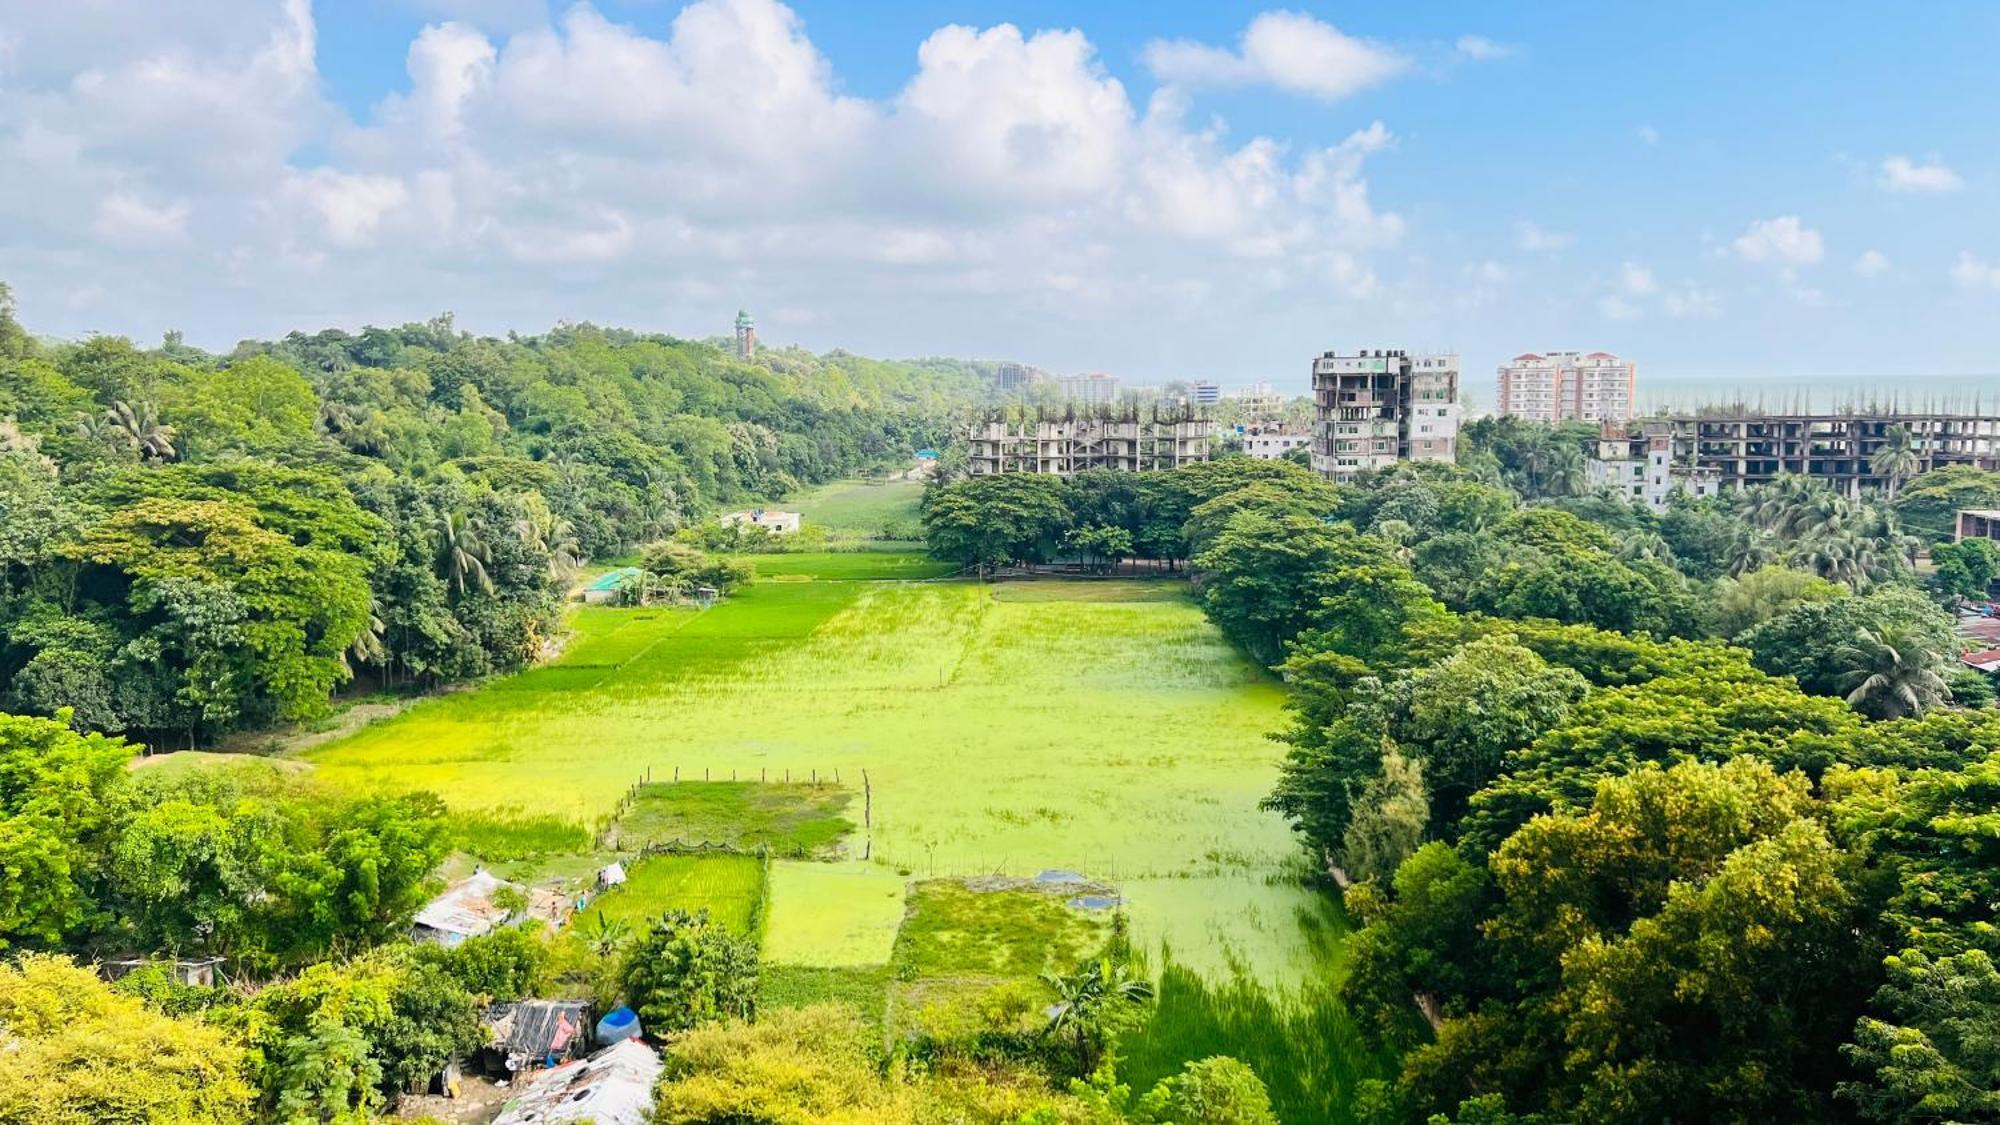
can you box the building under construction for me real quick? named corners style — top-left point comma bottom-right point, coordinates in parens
top-left (1651, 404), bottom-right (2000, 494)
top-left (965, 406), bottom-right (1214, 475)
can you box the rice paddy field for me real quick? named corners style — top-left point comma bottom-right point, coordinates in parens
top-left (572, 853), bottom-right (766, 935)
top-left (303, 553), bottom-right (1389, 1120)
top-left (773, 476), bottom-right (927, 541)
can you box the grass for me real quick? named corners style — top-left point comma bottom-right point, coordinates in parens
top-left (305, 572), bottom-right (1366, 1118)
top-left (613, 781), bottom-right (855, 858)
top-left (570, 853), bottom-right (766, 936)
top-left (761, 861), bottom-right (908, 967)
top-left (773, 477), bottom-right (927, 540)
top-left (747, 550), bottom-right (956, 580)
top-left (758, 964), bottom-right (893, 1029)
top-left (891, 879), bottom-right (1113, 979)
top-left (446, 810), bottom-right (598, 861)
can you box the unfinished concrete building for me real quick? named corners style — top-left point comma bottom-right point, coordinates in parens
top-left (1310, 349), bottom-right (1461, 482)
top-left (965, 408), bottom-right (1214, 475)
top-left (1656, 407), bottom-right (2000, 495)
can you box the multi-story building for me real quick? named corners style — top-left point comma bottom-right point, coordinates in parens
top-left (1227, 381), bottom-right (1287, 419)
top-left (1241, 426), bottom-right (1311, 460)
top-left (1587, 421), bottom-right (1721, 511)
top-left (994, 362), bottom-right (1046, 393)
top-left (965, 409), bottom-right (1213, 475)
top-left (1191, 381), bottom-right (1221, 407)
top-left (1656, 408), bottom-right (2000, 495)
top-left (1057, 372), bottom-right (1121, 405)
top-left (734, 310), bottom-right (757, 359)
top-left (1497, 351), bottom-right (1636, 424)
top-left (1310, 349), bottom-right (1461, 482)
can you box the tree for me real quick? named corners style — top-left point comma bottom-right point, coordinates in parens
top-left (103, 399), bottom-right (179, 461)
top-left (435, 507), bottom-right (493, 596)
top-left (921, 474), bottom-right (1073, 574)
top-left (1896, 465), bottom-right (2000, 544)
top-left (1708, 563), bottom-right (1846, 639)
top-left (0, 712), bottom-right (133, 948)
top-left (1840, 947), bottom-right (2000, 1122)
top-left (1136, 1056), bottom-right (1278, 1125)
top-left (639, 538), bottom-right (755, 596)
top-left (1931, 536), bottom-right (2000, 600)
top-left (1041, 956), bottom-right (1155, 1076)
top-left (1837, 620), bottom-right (1954, 719)
top-left (1871, 424), bottom-right (1923, 500)
top-left (1339, 746), bottom-right (1429, 885)
top-left (622, 909), bottom-right (759, 1034)
top-left (0, 954), bottom-right (254, 1124)
top-left (1066, 523), bottom-right (1135, 574)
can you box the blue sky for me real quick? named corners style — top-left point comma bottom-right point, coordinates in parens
top-left (3, 1), bottom-right (1997, 394)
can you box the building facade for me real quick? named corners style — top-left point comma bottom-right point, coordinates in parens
top-left (1587, 422), bottom-right (1721, 510)
top-left (1654, 409), bottom-right (2000, 495)
top-left (995, 362), bottom-right (1046, 393)
top-left (1497, 351), bottom-right (1636, 423)
top-left (734, 310), bottom-right (757, 359)
top-left (1310, 349), bottom-right (1461, 482)
top-left (1057, 372), bottom-right (1121, 405)
top-left (1191, 381), bottom-right (1221, 407)
top-left (1227, 381), bottom-right (1287, 419)
top-left (1241, 427), bottom-right (1311, 460)
top-left (966, 411), bottom-right (1213, 475)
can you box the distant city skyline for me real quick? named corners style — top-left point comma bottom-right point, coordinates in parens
top-left (3, 2), bottom-right (1999, 386)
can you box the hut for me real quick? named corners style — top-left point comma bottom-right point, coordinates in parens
top-left (582, 567), bottom-right (642, 605)
top-left (481, 1000), bottom-right (593, 1076)
top-left (491, 1039), bottom-right (661, 1125)
top-left (412, 869), bottom-right (523, 947)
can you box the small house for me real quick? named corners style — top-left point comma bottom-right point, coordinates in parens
top-left (482, 1000), bottom-right (593, 1076)
top-left (491, 1039), bottom-right (662, 1125)
top-left (720, 508), bottom-right (802, 535)
top-left (582, 567), bottom-right (642, 605)
top-left (412, 869), bottom-right (524, 947)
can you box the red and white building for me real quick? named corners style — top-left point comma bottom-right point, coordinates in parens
top-left (1497, 351), bottom-right (1637, 424)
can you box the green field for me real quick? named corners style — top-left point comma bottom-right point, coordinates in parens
top-left (612, 781), bottom-right (856, 858)
top-left (305, 555), bottom-right (1379, 1118)
top-left (571, 853), bottom-right (766, 936)
top-left (774, 477), bottom-right (926, 540)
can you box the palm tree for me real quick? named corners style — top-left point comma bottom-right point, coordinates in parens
top-left (512, 496), bottom-right (583, 582)
top-left (1616, 530), bottom-right (1675, 566)
top-left (1722, 525), bottom-right (1777, 577)
top-left (1835, 622), bottom-right (1951, 719)
top-left (104, 399), bottom-right (177, 461)
top-left (436, 509), bottom-right (493, 596)
top-left (583, 914), bottom-right (632, 959)
top-left (340, 596), bottom-right (388, 677)
top-left (1041, 957), bottom-right (1154, 1075)
top-left (1870, 424), bottom-right (1923, 500)
top-left (1545, 442), bottom-right (1588, 498)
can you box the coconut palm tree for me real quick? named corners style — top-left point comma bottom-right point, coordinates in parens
top-left (1870, 424), bottom-right (1923, 500)
top-left (1722, 525), bottom-right (1777, 577)
top-left (1041, 957), bottom-right (1154, 1075)
top-left (1546, 442), bottom-right (1588, 498)
top-left (104, 400), bottom-right (177, 461)
top-left (436, 509), bottom-right (493, 596)
top-left (1835, 622), bottom-right (1951, 719)
top-left (340, 596), bottom-right (388, 677)
top-left (512, 495), bottom-right (583, 582)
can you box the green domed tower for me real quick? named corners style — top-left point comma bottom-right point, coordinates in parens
top-left (734, 309), bottom-right (757, 359)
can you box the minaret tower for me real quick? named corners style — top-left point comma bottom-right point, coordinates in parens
top-left (734, 309), bottom-right (757, 359)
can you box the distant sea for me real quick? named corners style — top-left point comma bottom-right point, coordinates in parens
top-left (1462, 373), bottom-right (2000, 416)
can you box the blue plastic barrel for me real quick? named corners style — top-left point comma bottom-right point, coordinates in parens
top-left (595, 1005), bottom-right (641, 1045)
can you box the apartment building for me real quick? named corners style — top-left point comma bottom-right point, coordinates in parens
top-left (1241, 427), bottom-right (1311, 460)
top-left (1310, 349), bottom-right (1461, 482)
top-left (965, 409), bottom-right (1214, 475)
top-left (1056, 372), bottom-right (1121, 405)
top-left (1497, 351), bottom-right (1636, 424)
top-left (1661, 408), bottom-right (2000, 495)
top-left (1191, 381), bottom-right (1221, 407)
top-left (1587, 421), bottom-right (1721, 511)
top-left (994, 363), bottom-right (1047, 393)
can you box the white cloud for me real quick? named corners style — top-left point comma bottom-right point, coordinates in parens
top-left (91, 192), bottom-right (192, 247)
top-left (1880, 155), bottom-right (1963, 194)
top-left (1951, 252), bottom-right (2000, 291)
top-left (1143, 11), bottom-right (1406, 100)
top-left (1597, 294), bottom-right (1640, 321)
top-left (1619, 261), bottom-right (1658, 295)
top-left (1663, 285), bottom-right (1720, 318)
top-left (1515, 219), bottom-right (1573, 252)
top-left (1732, 215), bottom-right (1823, 266)
top-left (1454, 35), bottom-right (1509, 61)
top-left (1636, 125), bottom-right (1660, 146)
top-left (1854, 249), bottom-right (1889, 277)
top-left (0, 0), bottom-right (1415, 363)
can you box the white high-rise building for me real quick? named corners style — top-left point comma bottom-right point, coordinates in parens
top-left (1496, 351), bottom-right (1636, 424)
top-left (1310, 349), bottom-right (1461, 482)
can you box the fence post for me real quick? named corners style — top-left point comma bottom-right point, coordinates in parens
top-left (705, 767), bottom-right (710, 781)
top-left (862, 770), bottom-right (872, 828)
top-left (674, 766), bottom-right (679, 783)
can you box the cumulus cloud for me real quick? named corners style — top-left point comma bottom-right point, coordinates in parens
top-left (0, 0), bottom-right (1415, 360)
top-left (1951, 252), bottom-right (2000, 291)
top-left (1619, 261), bottom-right (1658, 295)
top-left (1636, 125), bottom-right (1660, 146)
top-left (1662, 285), bottom-right (1720, 318)
top-left (1854, 249), bottom-right (1889, 277)
top-left (1732, 216), bottom-right (1823, 266)
top-left (1516, 219), bottom-right (1573, 252)
top-left (1143, 11), bottom-right (1406, 100)
top-left (1880, 155), bottom-right (1963, 194)
top-left (1597, 295), bottom-right (1640, 320)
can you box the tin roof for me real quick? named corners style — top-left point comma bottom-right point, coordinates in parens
top-left (493, 1039), bottom-right (662, 1125)
top-left (413, 870), bottom-right (521, 939)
